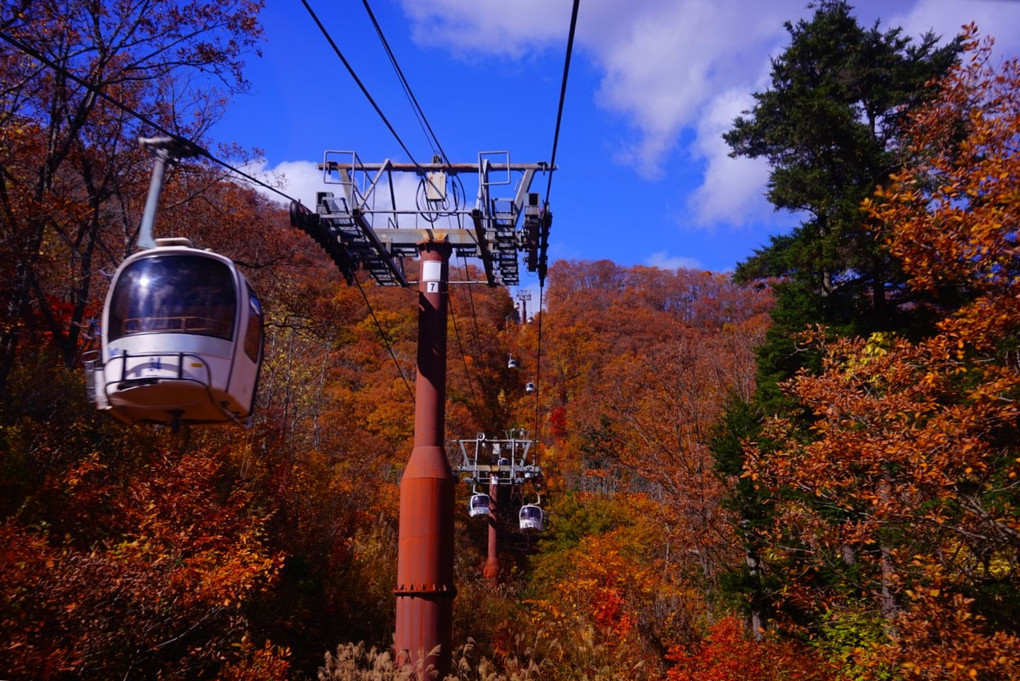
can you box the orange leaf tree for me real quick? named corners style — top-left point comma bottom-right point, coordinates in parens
top-left (0, 439), bottom-right (286, 679)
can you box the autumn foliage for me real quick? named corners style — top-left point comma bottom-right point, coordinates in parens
top-left (2, 1), bottom-right (1019, 679)
top-left (0, 445), bottom-right (285, 678)
top-left (666, 616), bottom-right (833, 681)
top-left (741, 29), bottom-right (1020, 679)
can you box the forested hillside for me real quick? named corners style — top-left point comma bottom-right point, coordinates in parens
top-left (2, 1), bottom-right (1018, 680)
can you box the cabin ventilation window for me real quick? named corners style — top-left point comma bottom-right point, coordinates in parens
top-left (244, 286), bottom-right (263, 362)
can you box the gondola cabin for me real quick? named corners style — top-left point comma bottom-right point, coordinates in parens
top-left (469, 493), bottom-right (492, 518)
top-left (519, 504), bottom-right (544, 532)
top-left (89, 238), bottom-right (263, 427)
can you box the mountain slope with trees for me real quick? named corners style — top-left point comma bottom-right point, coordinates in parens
top-left (1, 1), bottom-right (1017, 679)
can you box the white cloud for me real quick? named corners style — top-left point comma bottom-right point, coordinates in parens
top-left (681, 0), bottom-right (1020, 230)
top-left (398, 0), bottom-right (1020, 232)
top-left (646, 250), bottom-right (702, 271)
top-left (238, 159), bottom-right (329, 208)
top-left (400, 0), bottom-right (573, 57)
top-left (592, 0), bottom-right (801, 176)
top-left (688, 153), bottom-right (772, 228)
top-left (889, 0), bottom-right (1020, 57)
top-left (400, 0), bottom-right (803, 178)
top-left (686, 87), bottom-right (773, 228)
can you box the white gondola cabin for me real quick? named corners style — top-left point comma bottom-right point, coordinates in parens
top-left (519, 504), bottom-right (544, 532)
top-left (88, 238), bottom-right (263, 427)
top-left (469, 492), bottom-right (492, 518)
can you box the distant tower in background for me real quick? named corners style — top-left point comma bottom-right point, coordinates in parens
top-left (517, 291), bottom-right (531, 325)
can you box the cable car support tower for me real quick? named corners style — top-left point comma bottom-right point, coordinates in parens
top-left (456, 431), bottom-right (544, 585)
top-left (289, 152), bottom-right (551, 676)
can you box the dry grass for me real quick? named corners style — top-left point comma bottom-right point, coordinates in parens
top-left (318, 633), bottom-right (640, 681)
top-left (318, 639), bottom-right (545, 681)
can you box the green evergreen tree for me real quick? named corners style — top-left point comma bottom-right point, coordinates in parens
top-left (727, 0), bottom-right (960, 406)
top-left (710, 394), bottom-right (770, 640)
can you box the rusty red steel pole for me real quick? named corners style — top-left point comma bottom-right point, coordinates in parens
top-left (483, 472), bottom-right (499, 584)
top-left (394, 238), bottom-right (455, 678)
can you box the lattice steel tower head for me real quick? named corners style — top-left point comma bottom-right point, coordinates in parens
top-left (289, 151), bottom-right (553, 288)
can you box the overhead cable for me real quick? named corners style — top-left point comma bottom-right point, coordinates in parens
top-left (360, 5), bottom-right (494, 424)
top-left (533, 283), bottom-right (545, 440)
top-left (447, 292), bottom-right (481, 416)
top-left (361, 0), bottom-right (451, 165)
top-left (300, 0), bottom-right (421, 165)
top-left (352, 272), bottom-right (416, 402)
top-left (534, 0), bottom-right (580, 444)
top-left (543, 0), bottom-right (580, 208)
top-left (307, 0), bottom-right (456, 237)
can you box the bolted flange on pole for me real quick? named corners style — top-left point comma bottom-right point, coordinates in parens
top-left (394, 237), bottom-right (456, 679)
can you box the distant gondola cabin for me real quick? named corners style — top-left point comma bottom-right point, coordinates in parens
top-left (88, 238), bottom-right (263, 427)
top-left (519, 504), bottom-right (544, 532)
top-left (469, 493), bottom-right (492, 518)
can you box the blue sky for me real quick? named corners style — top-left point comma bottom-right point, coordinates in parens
top-left (214, 0), bottom-right (1020, 293)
